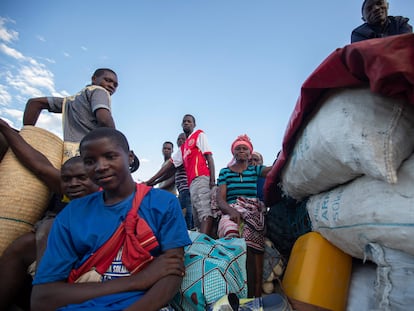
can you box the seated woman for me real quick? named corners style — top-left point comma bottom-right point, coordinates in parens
top-left (216, 135), bottom-right (272, 297)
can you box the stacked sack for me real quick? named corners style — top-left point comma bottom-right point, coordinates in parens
top-left (280, 87), bottom-right (414, 310)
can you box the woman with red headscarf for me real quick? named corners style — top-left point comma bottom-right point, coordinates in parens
top-left (216, 134), bottom-right (272, 298)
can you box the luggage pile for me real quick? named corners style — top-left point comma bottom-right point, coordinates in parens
top-left (264, 34), bottom-right (414, 311)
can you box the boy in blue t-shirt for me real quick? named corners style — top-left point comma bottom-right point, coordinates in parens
top-left (32, 128), bottom-right (191, 311)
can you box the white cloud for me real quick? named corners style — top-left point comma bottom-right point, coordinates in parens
top-left (6, 78), bottom-right (45, 98)
top-left (19, 65), bottom-right (55, 93)
top-left (0, 105), bottom-right (62, 137)
top-left (38, 56), bottom-right (56, 64)
top-left (36, 112), bottom-right (63, 139)
top-left (50, 89), bottom-right (70, 97)
top-left (63, 52), bottom-right (70, 57)
top-left (36, 35), bottom-right (46, 42)
top-left (0, 43), bottom-right (25, 60)
top-left (0, 107), bottom-right (23, 124)
top-left (4, 62), bottom-right (55, 98)
top-left (13, 94), bottom-right (27, 105)
top-left (0, 17), bottom-right (18, 43)
top-left (0, 84), bottom-right (12, 106)
top-left (0, 17), bottom-right (60, 130)
top-left (2, 56), bottom-right (56, 99)
top-left (81, 46), bottom-right (87, 51)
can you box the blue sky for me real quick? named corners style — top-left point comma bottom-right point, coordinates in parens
top-left (1, 1), bottom-right (413, 182)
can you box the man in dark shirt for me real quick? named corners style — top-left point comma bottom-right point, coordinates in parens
top-left (351, 0), bottom-right (412, 43)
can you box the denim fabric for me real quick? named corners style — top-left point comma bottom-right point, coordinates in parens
top-left (179, 189), bottom-right (193, 229)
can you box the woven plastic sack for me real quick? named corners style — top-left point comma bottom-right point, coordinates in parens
top-left (346, 259), bottom-right (377, 311)
top-left (307, 152), bottom-right (414, 259)
top-left (364, 243), bottom-right (414, 311)
top-left (171, 231), bottom-right (247, 311)
top-left (281, 88), bottom-right (414, 200)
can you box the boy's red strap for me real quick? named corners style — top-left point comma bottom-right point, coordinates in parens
top-left (68, 183), bottom-right (156, 283)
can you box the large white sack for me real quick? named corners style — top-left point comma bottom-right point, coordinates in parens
top-left (365, 243), bottom-right (414, 311)
top-left (306, 152), bottom-right (414, 259)
top-left (281, 87), bottom-right (414, 200)
top-left (347, 245), bottom-right (414, 311)
top-left (346, 260), bottom-right (377, 311)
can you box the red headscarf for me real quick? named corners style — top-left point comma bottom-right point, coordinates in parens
top-left (231, 134), bottom-right (253, 154)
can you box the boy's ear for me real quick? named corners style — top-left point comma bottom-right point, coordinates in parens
top-left (129, 152), bottom-right (140, 173)
top-left (128, 151), bottom-right (134, 165)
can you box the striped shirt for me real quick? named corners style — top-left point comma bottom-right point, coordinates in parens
top-left (218, 165), bottom-right (264, 204)
top-left (175, 165), bottom-right (189, 193)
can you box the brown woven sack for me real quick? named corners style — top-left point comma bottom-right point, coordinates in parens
top-left (0, 126), bottom-right (63, 255)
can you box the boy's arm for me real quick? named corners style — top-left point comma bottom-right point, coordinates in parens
top-left (0, 118), bottom-right (61, 194)
top-left (146, 160), bottom-right (176, 186)
top-left (23, 97), bottom-right (50, 126)
top-left (159, 175), bottom-right (176, 190)
top-left (205, 153), bottom-right (216, 188)
top-left (261, 165), bottom-right (273, 177)
top-left (90, 87), bottom-right (115, 128)
top-left (124, 248), bottom-right (185, 311)
top-left (31, 248), bottom-right (185, 311)
top-left (95, 108), bottom-right (115, 128)
top-left (31, 278), bottom-right (136, 311)
top-left (30, 277), bottom-right (125, 311)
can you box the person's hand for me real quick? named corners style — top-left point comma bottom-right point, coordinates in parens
top-left (130, 251), bottom-right (185, 289)
top-left (227, 209), bottom-right (242, 225)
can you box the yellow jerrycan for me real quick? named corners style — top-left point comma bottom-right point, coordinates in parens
top-left (282, 232), bottom-right (352, 311)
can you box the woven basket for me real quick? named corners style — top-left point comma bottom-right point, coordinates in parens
top-left (0, 126), bottom-right (63, 255)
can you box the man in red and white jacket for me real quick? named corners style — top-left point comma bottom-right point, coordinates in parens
top-left (146, 114), bottom-right (216, 237)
